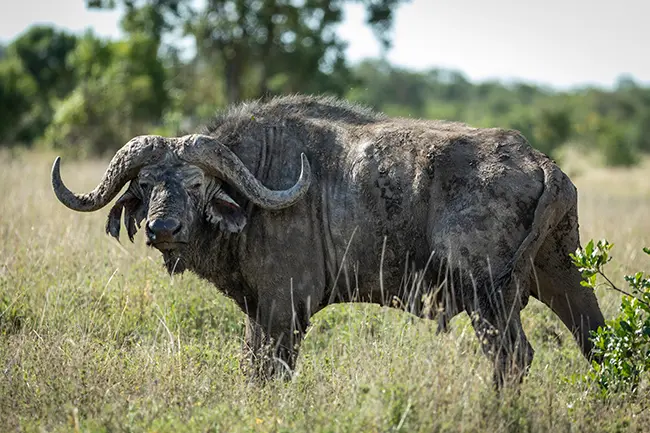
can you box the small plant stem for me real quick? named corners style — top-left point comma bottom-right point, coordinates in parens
top-left (598, 270), bottom-right (650, 308)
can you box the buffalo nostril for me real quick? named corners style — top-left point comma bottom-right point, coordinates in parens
top-left (146, 218), bottom-right (182, 242)
top-left (146, 221), bottom-right (156, 239)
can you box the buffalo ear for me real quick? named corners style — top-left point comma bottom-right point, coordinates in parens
top-left (123, 195), bottom-right (146, 242)
top-left (206, 190), bottom-right (247, 233)
top-left (106, 197), bottom-right (126, 240)
top-left (105, 183), bottom-right (146, 242)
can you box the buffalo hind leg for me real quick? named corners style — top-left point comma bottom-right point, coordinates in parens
top-left (532, 266), bottom-right (604, 360)
top-left (532, 206), bottom-right (605, 360)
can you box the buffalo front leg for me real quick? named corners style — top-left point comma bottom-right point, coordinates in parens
top-left (242, 301), bottom-right (307, 381)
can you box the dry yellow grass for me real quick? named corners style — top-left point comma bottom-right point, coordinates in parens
top-left (1, 149), bottom-right (649, 432)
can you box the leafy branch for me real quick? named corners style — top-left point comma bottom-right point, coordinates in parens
top-left (571, 240), bottom-right (650, 396)
top-left (570, 240), bottom-right (650, 308)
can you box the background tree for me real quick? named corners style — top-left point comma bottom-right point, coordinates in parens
top-left (1, 0), bottom-right (649, 166)
top-left (87, 0), bottom-right (190, 44)
top-left (348, 60), bottom-right (428, 116)
top-left (43, 30), bottom-right (169, 156)
top-left (7, 26), bottom-right (78, 99)
top-left (186, 0), bottom-right (405, 104)
top-left (0, 57), bottom-right (37, 143)
top-left (0, 26), bottom-right (78, 143)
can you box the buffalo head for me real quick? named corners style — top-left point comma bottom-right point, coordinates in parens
top-left (51, 134), bottom-right (311, 271)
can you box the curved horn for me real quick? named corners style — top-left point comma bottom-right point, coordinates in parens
top-left (51, 136), bottom-right (168, 212)
top-left (177, 134), bottom-right (311, 210)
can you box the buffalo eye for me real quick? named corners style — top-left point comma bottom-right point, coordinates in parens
top-left (138, 179), bottom-right (152, 192)
top-left (187, 179), bottom-right (203, 193)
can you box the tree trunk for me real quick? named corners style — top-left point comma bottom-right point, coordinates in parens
top-left (225, 54), bottom-right (241, 104)
top-left (258, 1), bottom-right (277, 99)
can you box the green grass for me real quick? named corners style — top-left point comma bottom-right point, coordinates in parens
top-left (1, 150), bottom-right (649, 432)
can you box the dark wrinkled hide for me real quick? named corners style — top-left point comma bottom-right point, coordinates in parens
top-left (56, 95), bottom-right (605, 387)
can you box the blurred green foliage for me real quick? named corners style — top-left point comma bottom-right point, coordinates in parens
top-left (43, 31), bottom-right (168, 156)
top-left (0, 1), bottom-right (648, 166)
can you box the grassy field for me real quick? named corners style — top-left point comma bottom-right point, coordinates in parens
top-left (1, 149), bottom-right (649, 432)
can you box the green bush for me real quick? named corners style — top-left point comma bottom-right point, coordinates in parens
top-left (0, 57), bottom-right (37, 143)
top-left (571, 240), bottom-right (650, 396)
top-left (42, 31), bottom-right (167, 157)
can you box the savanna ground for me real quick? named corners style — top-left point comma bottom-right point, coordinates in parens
top-left (1, 148), bottom-right (649, 432)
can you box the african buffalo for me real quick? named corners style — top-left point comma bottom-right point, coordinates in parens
top-left (51, 95), bottom-right (605, 387)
